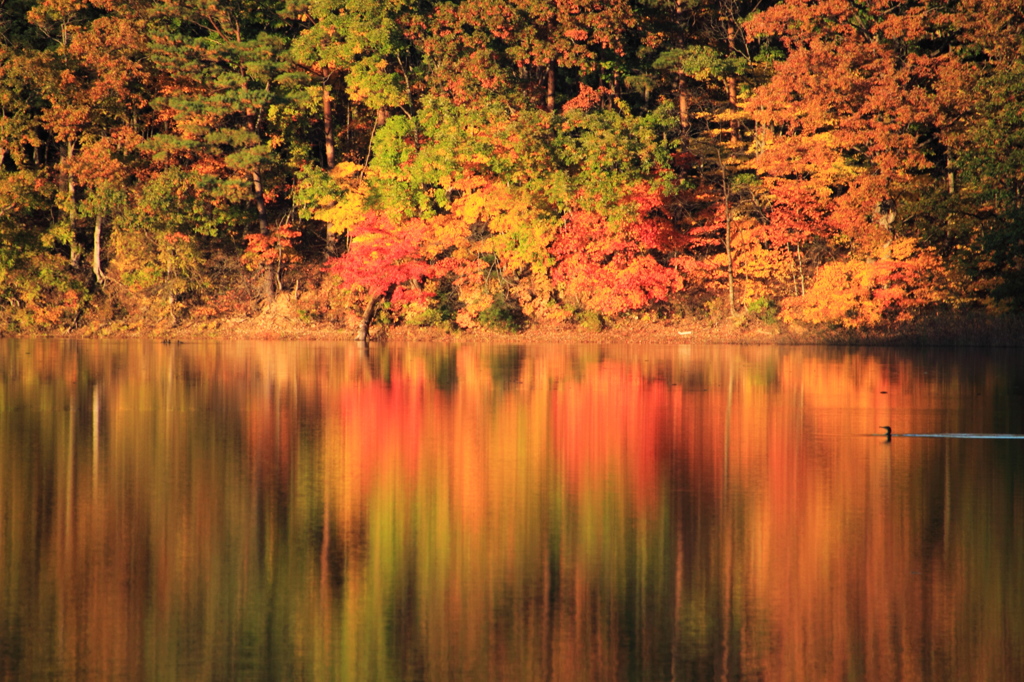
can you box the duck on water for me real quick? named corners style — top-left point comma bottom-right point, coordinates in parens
top-left (880, 426), bottom-right (1024, 443)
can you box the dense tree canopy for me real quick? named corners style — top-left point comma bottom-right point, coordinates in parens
top-left (1, 0), bottom-right (1021, 334)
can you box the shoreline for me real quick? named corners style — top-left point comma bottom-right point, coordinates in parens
top-left (15, 303), bottom-right (1024, 347)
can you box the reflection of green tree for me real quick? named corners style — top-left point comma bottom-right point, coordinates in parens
top-left (952, 450), bottom-right (1024, 676)
top-left (323, 444), bottom-right (677, 680)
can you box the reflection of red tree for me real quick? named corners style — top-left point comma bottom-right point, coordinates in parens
top-left (325, 350), bottom-right (678, 533)
top-left (551, 362), bottom-right (669, 514)
top-left (337, 376), bottom-right (426, 494)
top-left (322, 355), bottom-right (430, 532)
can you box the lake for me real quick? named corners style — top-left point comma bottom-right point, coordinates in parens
top-left (1, 339), bottom-right (1022, 681)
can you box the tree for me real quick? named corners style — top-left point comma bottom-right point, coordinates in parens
top-left (941, 0), bottom-right (1024, 306)
top-left (745, 0), bottom-right (962, 323)
top-left (421, 0), bottom-right (636, 110)
top-left (146, 0), bottom-right (307, 298)
top-left (324, 208), bottom-right (433, 340)
top-left (551, 184), bottom-right (684, 317)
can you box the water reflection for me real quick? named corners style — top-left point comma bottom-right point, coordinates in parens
top-left (1, 340), bottom-right (1023, 680)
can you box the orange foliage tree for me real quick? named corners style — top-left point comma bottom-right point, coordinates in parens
top-left (745, 0), bottom-right (960, 323)
top-left (551, 184), bottom-right (684, 317)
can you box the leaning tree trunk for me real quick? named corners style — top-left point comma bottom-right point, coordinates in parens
top-left (355, 284), bottom-right (396, 343)
top-left (355, 294), bottom-right (381, 343)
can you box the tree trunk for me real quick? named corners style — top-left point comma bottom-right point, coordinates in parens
top-left (722, 161), bottom-right (736, 312)
top-left (675, 0), bottom-right (690, 138)
top-left (355, 283), bottom-right (398, 342)
top-left (726, 25), bottom-right (740, 143)
top-left (727, 75), bottom-right (739, 143)
top-left (677, 84), bottom-right (691, 138)
top-left (355, 293), bottom-right (381, 343)
top-left (323, 81), bottom-right (339, 257)
top-left (789, 246), bottom-right (800, 296)
top-left (251, 169), bottom-right (269, 236)
top-left (63, 140), bottom-right (83, 267)
top-left (251, 168), bottom-right (276, 299)
top-left (322, 81), bottom-right (336, 170)
top-left (797, 245), bottom-right (806, 296)
top-left (68, 177), bottom-right (82, 267)
top-left (546, 64), bottom-right (556, 112)
top-left (876, 199), bottom-right (896, 235)
top-left (92, 214), bottom-right (105, 284)
top-left (362, 107), bottom-right (390, 172)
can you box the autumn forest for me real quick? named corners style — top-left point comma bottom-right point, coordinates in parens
top-left (1, 0), bottom-right (1022, 336)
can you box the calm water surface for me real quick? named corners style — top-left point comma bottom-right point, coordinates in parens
top-left (1, 340), bottom-right (1022, 681)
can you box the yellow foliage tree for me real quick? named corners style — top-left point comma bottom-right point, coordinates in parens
top-left (782, 239), bottom-right (947, 328)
